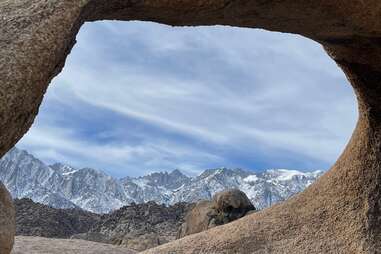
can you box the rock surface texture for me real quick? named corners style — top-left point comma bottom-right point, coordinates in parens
top-left (1, 0), bottom-right (381, 253)
top-left (177, 189), bottom-right (255, 238)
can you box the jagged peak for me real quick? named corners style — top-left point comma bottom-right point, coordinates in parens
top-left (169, 169), bottom-right (189, 179)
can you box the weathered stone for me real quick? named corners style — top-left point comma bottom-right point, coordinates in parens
top-left (2, 1), bottom-right (381, 253)
top-left (0, 182), bottom-right (15, 254)
top-left (178, 190), bottom-right (255, 238)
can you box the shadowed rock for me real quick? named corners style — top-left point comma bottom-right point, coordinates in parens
top-left (2, 0), bottom-right (381, 253)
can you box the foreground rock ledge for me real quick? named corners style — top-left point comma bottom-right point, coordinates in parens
top-left (1, 1), bottom-right (381, 253)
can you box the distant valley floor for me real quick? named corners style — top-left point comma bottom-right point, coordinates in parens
top-left (11, 236), bottom-right (136, 254)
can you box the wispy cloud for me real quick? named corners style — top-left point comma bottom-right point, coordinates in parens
top-left (20, 124), bottom-right (223, 177)
top-left (16, 21), bottom-right (357, 176)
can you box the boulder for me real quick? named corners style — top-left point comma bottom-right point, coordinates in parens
top-left (177, 190), bottom-right (255, 238)
top-left (212, 189), bottom-right (256, 223)
top-left (0, 182), bottom-right (15, 254)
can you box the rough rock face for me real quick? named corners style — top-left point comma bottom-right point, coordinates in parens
top-left (2, 1), bottom-right (381, 253)
top-left (73, 202), bottom-right (194, 252)
top-left (14, 198), bottom-right (100, 239)
top-left (178, 189), bottom-right (255, 238)
top-left (0, 182), bottom-right (15, 254)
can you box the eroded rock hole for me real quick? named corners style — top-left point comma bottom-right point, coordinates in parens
top-left (16, 21), bottom-right (356, 176)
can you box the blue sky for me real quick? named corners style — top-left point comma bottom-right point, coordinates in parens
top-left (17, 21), bottom-right (357, 177)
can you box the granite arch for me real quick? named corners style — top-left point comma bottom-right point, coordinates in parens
top-left (1, 1), bottom-right (381, 253)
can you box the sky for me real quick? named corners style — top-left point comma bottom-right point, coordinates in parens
top-left (16, 21), bottom-right (358, 178)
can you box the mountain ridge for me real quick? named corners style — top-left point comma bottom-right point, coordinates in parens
top-left (0, 147), bottom-right (324, 213)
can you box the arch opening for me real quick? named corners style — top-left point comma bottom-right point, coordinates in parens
top-left (15, 21), bottom-right (357, 179)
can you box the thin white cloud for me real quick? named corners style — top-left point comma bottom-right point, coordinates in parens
top-left (19, 124), bottom-right (223, 177)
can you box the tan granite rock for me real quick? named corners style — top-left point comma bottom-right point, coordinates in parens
top-left (1, 1), bottom-right (381, 253)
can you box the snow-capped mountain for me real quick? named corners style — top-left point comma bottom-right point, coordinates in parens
top-left (0, 148), bottom-right (324, 213)
top-left (0, 149), bottom-right (132, 213)
top-left (50, 163), bottom-right (133, 213)
top-left (0, 148), bottom-right (77, 209)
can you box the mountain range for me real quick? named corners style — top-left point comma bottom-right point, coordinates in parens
top-left (0, 147), bottom-right (324, 213)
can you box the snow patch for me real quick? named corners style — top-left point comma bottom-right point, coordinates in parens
top-left (269, 169), bottom-right (305, 181)
top-left (244, 175), bottom-right (259, 182)
top-left (62, 170), bottom-right (78, 176)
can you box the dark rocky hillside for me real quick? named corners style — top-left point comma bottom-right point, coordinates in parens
top-left (15, 197), bottom-right (193, 251)
top-left (14, 198), bottom-right (101, 238)
top-left (73, 201), bottom-right (195, 251)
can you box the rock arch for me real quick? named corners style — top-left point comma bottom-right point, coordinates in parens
top-left (1, 1), bottom-right (381, 253)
